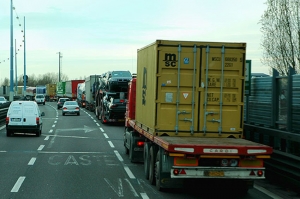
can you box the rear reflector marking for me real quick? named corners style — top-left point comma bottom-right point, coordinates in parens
top-left (247, 149), bottom-right (267, 154)
top-left (174, 147), bottom-right (194, 153)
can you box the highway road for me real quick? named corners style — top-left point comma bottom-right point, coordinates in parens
top-left (0, 102), bottom-right (299, 199)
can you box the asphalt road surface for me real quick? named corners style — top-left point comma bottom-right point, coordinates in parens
top-left (0, 102), bottom-right (299, 199)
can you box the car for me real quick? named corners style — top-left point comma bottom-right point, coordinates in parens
top-left (0, 96), bottom-right (7, 104)
top-left (62, 101), bottom-right (80, 116)
top-left (57, 98), bottom-right (69, 109)
top-left (6, 101), bottom-right (45, 137)
top-left (100, 71), bottom-right (132, 92)
top-left (35, 94), bottom-right (46, 105)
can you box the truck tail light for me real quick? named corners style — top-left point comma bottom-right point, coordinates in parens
top-left (257, 170), bottom-right (263, 177)
top-left (75, 107), bottom-right (79, 110)
top-left (173, 169), bottom-right (180, 175)
top-left (6, 117), bottom-right (9, 124)
top-left (137, 141), bottom-right (144, 147)
top-left (36, 117), bottom-right (40, 125)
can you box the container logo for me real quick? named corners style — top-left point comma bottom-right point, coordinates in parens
top-left (163, 53), bottom-right (177, 67)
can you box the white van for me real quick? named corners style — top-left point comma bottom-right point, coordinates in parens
top-left (6, 101), bottom-right (45, 137)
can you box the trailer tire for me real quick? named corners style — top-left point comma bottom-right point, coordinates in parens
top-left (149, 146), bottom-right (157, 185)
top-left (144, 142), bottom-right (150, 179)
top-left (155, 150), bottom-right (164, 191)
top-left (129, 134), bottom-right (135, 162)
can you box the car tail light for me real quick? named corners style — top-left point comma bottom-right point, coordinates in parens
top-left (6, 117), bottom-right (9, 124)
top-left (63, 107), bottom-right (67, 110)
top-left (75, 107), bottom-right (79, 110)
top-left (36, 117), bottom-right (40, 125)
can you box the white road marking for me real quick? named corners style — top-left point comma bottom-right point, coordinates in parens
top-left (39, 151), bottom-right (106, 154)
top-left (140, 193), bottom-right (150, 199)
top-left (28, 157), bottom-right (36, 165)
top-left (54, 121), bottom-right (57, 123)
top-left (124, 166), bottom-right (135, 179)
top-left (93, 120), bottom-right (97, 122)
top-left (0, 151), bottom-right (7, 152)
top-left (124, 178), bottom-right (139, 197)
top-left (254, 184), bottom-right (284, 199)
top-left (103, 133), bottom-right (109, 138)
top-left (100, 128), bottom-right (104, 132)
top-left (52, 125), bottom-right (55, 127)
top-left (114, 150), bottom-right (123, 162)
top-left (49, 129), bottom-right (53, 133)
top-left (0, 125), bottom-right (5, 130)
top-left (37, 145), bottom-right (45, 151)
top-left (108, 141), bottom-right (115, 148)
top-left (44, 136), bottom-right (50, 140)
top-left (96, 123), bottom-right (100, 126)
top-left (11, 176), bottom-right (25, 192)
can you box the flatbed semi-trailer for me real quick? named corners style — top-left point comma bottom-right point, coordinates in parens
top-left (124, 40), bottom-right (273, 194)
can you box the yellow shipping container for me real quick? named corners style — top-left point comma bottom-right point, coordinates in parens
top-left (135, 40), bottom-right (246, 138)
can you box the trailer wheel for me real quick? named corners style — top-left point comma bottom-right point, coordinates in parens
top-left (155, 151), bottom-right (164, 191)
top-left (124, 143), bottom-right (129, 155)
top-left (144, 142), bottom-right (150, 179)
top-left (149, 146), bottom-right (157, 185)
top-left (129, 134), bottom-right (135, 162)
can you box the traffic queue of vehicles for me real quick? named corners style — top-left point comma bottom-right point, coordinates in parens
top-left (2, 39), bottom-right (274, 195)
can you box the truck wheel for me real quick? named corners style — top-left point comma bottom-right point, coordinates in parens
top-left (124, 143), bottom-right (129, 155)
top-left (155, 151), bottom-right (164, 191)
top-left (149, 146), bottom-right (157, 185)
top-left (95, 108), bottom-right (98, 117)
top-left (36, 130), bottom-right (40, 137)
top-left (129, 135), bottom-right (134, 161)
top-left (144, 142), bottom-right (150, 179)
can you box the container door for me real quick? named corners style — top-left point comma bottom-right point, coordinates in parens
top-left (156, 44), bottom-right (200, 134)
top-left (199, 45), bottom-right (245, 137)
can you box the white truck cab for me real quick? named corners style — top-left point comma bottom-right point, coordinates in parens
top-left (6, 101), bottom-right (45, 137)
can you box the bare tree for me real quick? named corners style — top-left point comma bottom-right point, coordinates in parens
top-left (260, 0), bottom-right (300, 75)
top-left (0, 72), bottom-right (69, 87)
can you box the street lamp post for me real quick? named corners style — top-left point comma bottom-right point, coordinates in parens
top-left (9, 0), bottom-right (14, 101)
top-left (57, 52), bottom-right (62, 82)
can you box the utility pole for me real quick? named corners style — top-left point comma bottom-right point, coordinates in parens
top-left (9, 0), bottom-right (14, 101)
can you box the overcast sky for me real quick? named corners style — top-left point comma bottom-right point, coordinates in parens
top-left (0, 0), bottom-right (268, 82)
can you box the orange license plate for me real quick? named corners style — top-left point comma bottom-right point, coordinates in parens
top-left (204, 170), bottom-right (224, 177)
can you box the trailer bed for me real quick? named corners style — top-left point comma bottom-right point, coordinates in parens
top-left (153, 136), bottom-right (273, 155)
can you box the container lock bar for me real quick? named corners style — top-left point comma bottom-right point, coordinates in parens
top-left (218, 45), bottom-right (225, 135)
top-left (175, 44), bottom-right (182, 135)
top-left (203, 45), bottom-right (210, 134)
top-left (190, 44), bottom-right (197, 135)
